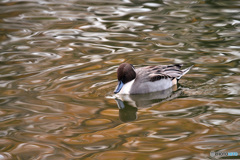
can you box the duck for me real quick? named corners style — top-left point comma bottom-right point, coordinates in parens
top-left (114, 63), bottom-right (193, 94)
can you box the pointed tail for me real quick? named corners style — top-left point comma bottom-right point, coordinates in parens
top-left (177, 65), bottom-right (193, 80)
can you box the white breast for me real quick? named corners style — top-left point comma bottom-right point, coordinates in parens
top-left (118, 79), bottom-right (135, 94)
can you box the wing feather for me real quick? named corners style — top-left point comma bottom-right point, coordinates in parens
top-left (147, 64), bottom-right (183, 82)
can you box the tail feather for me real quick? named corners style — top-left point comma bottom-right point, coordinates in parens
top-left (177, 65), bottom-right (193, 80)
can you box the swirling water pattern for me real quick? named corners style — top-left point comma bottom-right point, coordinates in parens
top-left (0, 0), bottom-right (240, 159)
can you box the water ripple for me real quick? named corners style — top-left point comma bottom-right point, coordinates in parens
top-left (0, 0), bottom-right (240, 159)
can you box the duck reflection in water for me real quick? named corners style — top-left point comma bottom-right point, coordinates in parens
top-left (115, 86), bottom-right (182, 122)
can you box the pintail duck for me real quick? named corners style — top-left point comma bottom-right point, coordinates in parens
top-left (114, 63), bottom-right (193, 94)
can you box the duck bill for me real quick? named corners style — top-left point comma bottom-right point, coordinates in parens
top-left (114, 81), bottom-right (124, 94)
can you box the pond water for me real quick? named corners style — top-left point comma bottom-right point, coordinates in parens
top-left (0, 0), bottom-right (240, 159)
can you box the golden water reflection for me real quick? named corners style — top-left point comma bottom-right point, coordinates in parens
top-left (0, 0), bottom-right (240, 159)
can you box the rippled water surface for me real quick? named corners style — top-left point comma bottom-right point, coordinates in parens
top-left (0, 0), bottom-right (240, 159)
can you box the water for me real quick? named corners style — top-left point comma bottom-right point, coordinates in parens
top-left (0, 0), bottom-right (240, 159)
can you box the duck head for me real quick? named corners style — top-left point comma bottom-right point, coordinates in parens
top-left (114, 63), bottom-right (136, 94)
